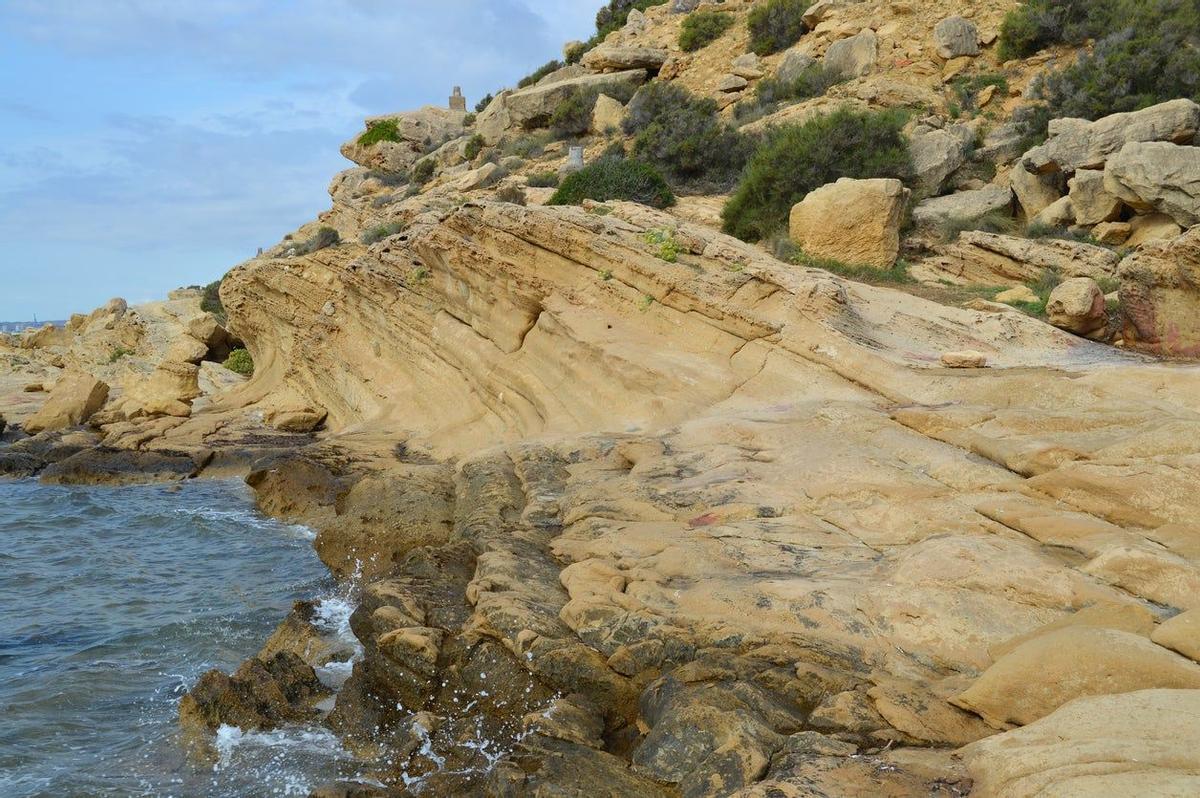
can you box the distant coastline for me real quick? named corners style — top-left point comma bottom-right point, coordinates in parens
top-left (0, 320), bottom-right (66, 333)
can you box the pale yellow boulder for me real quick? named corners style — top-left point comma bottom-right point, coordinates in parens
top-left (1046, 276), bottom-right (1107, 337)
top-left (1127, 212), bottom-right (1183, 248)
top-left (963, 689), bottom-right (1200, 797)
top-left (1152, 610), bottom-right (1200, 662)
top-left (590, 94), bottom-right (625, 134)
top-left (990, 601), bottom-right (1157, 659)
top-left (789, 177), bottom-right (909, 268)
top-left (952, 626), bottom-right (1200, 727)
top-left (24, 371), bottom-right (109, 433)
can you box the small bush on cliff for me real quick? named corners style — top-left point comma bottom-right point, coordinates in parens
top-left (734, 64), bottom-right (845, 122)
top-left (518, 59), bottom-right (563, 89)
top-left (223, 348), bottom-right (254, 376)
top-left (201, 280), bottom-right (225, 323)
top-left (679, 11), bottom-right (736, 52)
top-left (357, 119), bottom-right (402, 147)
top-left (999, 0), bottom-right (1200, 119)
top-left (548, 157), bottom-right (674, 209)
top-left (294, 226), bottom-right (341, 255)
top-left (412, 159), bottom-right (435, 184)
top-left (475, 93), bottom-right (494, 114)
top-left (463, 134), bottom-right (485, 161)
top-left (624, 82), bottom-right (751, 190)
top-left (550, 88), bottom-right (600, 138)
top-left (527, 171), bottom-right (559, 188)
top-left (361, 221), bottom-right (406, 244)
top-left (747, 0), bottom-right (810, 56)
top-left (721, 108), bottom-right (912, 242)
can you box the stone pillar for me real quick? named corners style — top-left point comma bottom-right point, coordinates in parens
top-left (449, 86), bottom-right (467, 112)
top-left (561, 146), bottom-right (586, 177)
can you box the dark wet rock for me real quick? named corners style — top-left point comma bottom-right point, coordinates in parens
top-left (0, 431), bottom-right (95, 478)
top-left (307, 782), bottom-right (390, 798)
top-left (38, 446), bottom-right (210, 485)
top-left (487, 735), bottom-right (674, 798)
top-left (179, 651), bottom-right (330, 734)
top-left (245, 451), bottom-right (353, 528)
top-left (258, 600), bottom-right (352, 668)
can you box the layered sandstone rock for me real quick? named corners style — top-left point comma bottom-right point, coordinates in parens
top-left (788, 177), bottom-right (909, 268)
top-left (1118, 225), bottom-right (1200, 355)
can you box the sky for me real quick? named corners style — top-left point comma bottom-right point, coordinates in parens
top-left (0, 0), bottom-right (599, 320)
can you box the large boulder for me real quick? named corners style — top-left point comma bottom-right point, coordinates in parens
top-left (776, 49), bottom-right (817, 84)
top-left (1021, 98), bottom-right (1200, 175)
top-left (789, 178), bottom-right (910, 268)
top-left (24, 372), bottom-right (109, 433)
top-left (823, 30), bottom-right (877, 80)
top-left (910, 124), bottom-right (974, 196)
top-left (1118, 225), bottom-right (1200, 355)
top-left (339, 106), bottom-right (467, 173)
top-left (911, 185), bottom-right (1013, 230)
top-left (951, 626), bottom-right (1200, 727)
top-left (933, 16), bottom-right (979, 59)
top-left (580, 46), bottom-right (668, 72)
top-left (1067, 168), bottom-right (1122, 226)
top-left (1009, 166), bottom-right (1063, 219)
top-left (1046, 277), bottom-right (1107, 337)
top-left (120, 360), bottom-right (202, 419)
top-left (963, 690), bottom-right (1200, 797)
top-left (1103, 141), bottom-right (1200, 227)
top-left (476, 70), bottom-right (648, 144)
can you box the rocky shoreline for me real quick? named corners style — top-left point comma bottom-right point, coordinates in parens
top-left (6, 0), bottom-right (1200, 794)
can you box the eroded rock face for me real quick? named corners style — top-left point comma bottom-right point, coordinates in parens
top-left (1021, 98), bottom-right (1200, 175)
top-left (824, 30), bottom-right (877, 79)
top-left (1104, 141), bottom-right (1200, 227)
top-left (23, 371), bottom-right (109, 433)
top-left (911, 185), bottom-right (1013, 230)
top-left (476, 70), bottom-right (648, 144)
top-left (963, 690), bottom-right (1200, 797)
top-left (179, 651), bottom-right (329, 734)
top-left (933, 16), bottom-right (979, 59)
top-left (339, 106), bottom-right (467, 174)
top-left (917, 230), bottom-right (1120, 286)
top-left (789, 177), bottom-right (909, 268)
top-left (1118, 225), bottom-right (1200, 355)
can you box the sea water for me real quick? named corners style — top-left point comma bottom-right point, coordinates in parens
top-left (0, 478), bottom-right (366, 797)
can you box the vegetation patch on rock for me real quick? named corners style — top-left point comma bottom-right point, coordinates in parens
top-left (548, 157), bottom-right (674, 208)
top-left (747, 0), bottom-right (810, 56)
top-left (222, 348), bottom-right (254, 376)
top-left (679, 11), bottom-right (736, 52)
top-left (722, 108), bottom-right (913, 242)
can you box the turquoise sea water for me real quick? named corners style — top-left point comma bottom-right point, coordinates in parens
top-left (0, 479), bottom-right (363, 797)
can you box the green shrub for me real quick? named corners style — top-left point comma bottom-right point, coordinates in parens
top-left (495, 185), bottom-right (528, 206)
top-left (624, 82), bottom-right (752, 190)
top-left (1000, 0), bottom-right (1200, 119)
top-left (721, 108), bottom-right (913, 242)
top-left (679, 11), bottom-right (736, 51)
top-left (462, 112), bottom-right (477, 127)
top-left (475, 93), bottom-right (494, 113)
top-left (223, 348), bottom-right (254, 376)
top-left (527, 171), bottom-right (560, 188)
top-left (643, 228), bottom-right (681, 262)
top-left (793, 249), bottom-right (915, 285)
top-left (463, 134), bottom-right (485, 161)
top-left (294, 226), bottom-right (341, 255)
top-left (201, 280), bottom-right (225, 322)
top-left (361, 221), bottom-right (406, 244)
top-left (358, 119), bottom-right (402, 147)
top-left (550, 88), bottom-right (600, 138)
top-left (734, 64), bottom-right (845, 121)
top-left (518, 59), bottom-right (563, 89)
top-left (747, 0), bottom-right (810, 56)
top-left (548, 158), bottom-right (675, 208)
top-left (108, 347), bottom-right (133, 363)
top-left (412, 159), bottom-right (435, 184)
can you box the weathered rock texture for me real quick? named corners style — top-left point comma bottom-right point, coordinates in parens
top-left (788, 178), bottom-right (909, 268)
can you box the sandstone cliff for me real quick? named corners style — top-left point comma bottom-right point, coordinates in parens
top-left (5, 0), bottom-right (1200, 795)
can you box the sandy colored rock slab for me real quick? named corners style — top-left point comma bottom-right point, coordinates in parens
top-left (1153, 610), bottom-right (1200, 662)
top-left (23, 371), bottom-right (109, 433)
top-left (952, 626), bottom-right (1200, 727)
top-left (788, 177), bottom-right (909, 268)
top-left (962, 689), bottom-right (1200, 797)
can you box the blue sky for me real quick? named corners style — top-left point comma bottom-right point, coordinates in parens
top-left (0, 0), bottom-right (598, 320)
